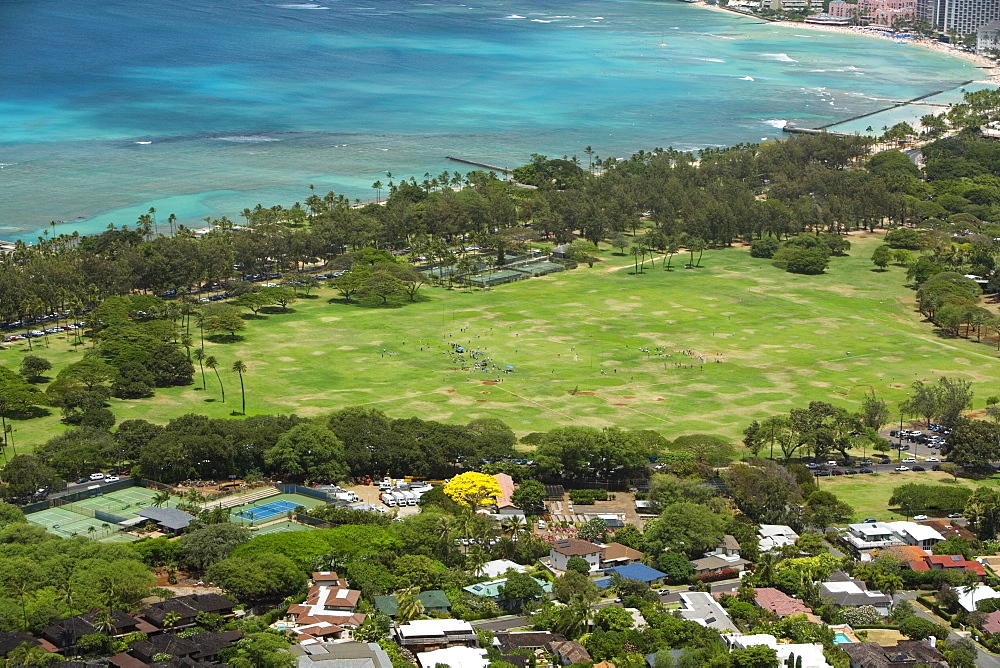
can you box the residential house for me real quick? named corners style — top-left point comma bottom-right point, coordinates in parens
top-left (600, 542), bottom-right (643, 569)
top-left (957, 584), bottom-right (1000, 613)
top-left (883, 521), bottom-right (945, 550)
top-left (549, 640), bottom-right (592, 665)
top-left (726, 634), bottom-right (831, 668)
top-left (129, 634), bottom-right (200, 664)
top-left (463, 577), bottom-right (553, 609)
top-left (753, 588), bottom-right (814, 619)
top-left (479, 559), bottom-right (527, 579)
top-left (374, 590), bottom-right (452, 617)
top-left (819, 572), bottom-right (892, 615)
top-left (981, 610), bottom-right (1000, 634)
top-left (286, 573), bottom-right (366, 631)
top-left (0, 631), bottom-right (57, 657)
top-left (125, 630), bottom-right (241, 665)
top-left (677, 592), bottom-right (737, 632)
top-left (605, 564), bottom-right (667, 586)
top-left (758, 525), bottom-right (798, 552)
top-left (714, 535), bottom-right (741, 557)
top-left (842, 640), bottom-right (947, 667)
top-left (290, 640), bottom-right (394, 668)
top-left (549, 538), bottom-right (603, 572)
top-left (689, 553), bottom-right (750, 578)
top-left (493, 473), bottom-right (523, 517)
top-left (394, 619), bottom-right (478, 653)
top-left (43, 610), bottom-right (154, 650)
top-left (492, 632), bottom-right (591, 666)
top-left (843, 523), bottom-right (905, 557)
top-left (909, 554), bottom-right (986, 580)
top-left (141, 593), bottom-right (236, 631)
top-left (417, 646), bottom-right (488, 668)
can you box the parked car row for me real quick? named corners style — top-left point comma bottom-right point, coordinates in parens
top-left (4, 322), bottom-right (84, 342)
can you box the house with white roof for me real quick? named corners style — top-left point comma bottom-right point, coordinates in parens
top-left (957, 585), bottom-right (1000, 613)
top-left (285, 571), bottom-right (366, 639)
top-left (394, 619), bottom-right (478, 653)
top-left (416, 645), bottom-right (488, 668)
top-left (478, 559), bottom-right (527, 579)
top-left (843, 523), bottom-right (906, 556)
top-left (758, 525), bottom-right (799, 552)
top-left (677, 592), bottom-right (737, 632)
top-left (883, 521), bottom-right (945, 550)
top-left (726, 634), bottom-right (831, 668)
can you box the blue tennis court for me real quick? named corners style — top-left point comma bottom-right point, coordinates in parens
top-left (234, 499), bottom-right (301, 521)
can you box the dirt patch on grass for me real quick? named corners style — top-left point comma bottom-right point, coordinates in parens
top-left (480, 391), bottom-right (491, 395)
top-left (482, 380), bottom-right (498, 385)
top-left (611, 403), bottom-right (628, 406)
top-left (577, 391), bottom-right (596, 396)
top-left (444, 389), bottom-right (456, 393)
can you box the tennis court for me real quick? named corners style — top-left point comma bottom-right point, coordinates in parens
top-left (252, 521), bottom-right (315, 536)
top-left (65, 487), bottom-right (177, 521)
top-left (27, 507), bottom-right (120, 539)
top-left (231, 493), bottom-right (323, 523)
top-left (235, 499), bottom-right (300, 521)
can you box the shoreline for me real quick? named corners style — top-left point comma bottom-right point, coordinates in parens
top-left (689, 1), bottom-right (1000, 84)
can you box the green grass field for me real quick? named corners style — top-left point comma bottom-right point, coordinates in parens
top-left (821, 470), bottom-right (1000, 522)
top-left (3, 234), bottom-right (999, 451)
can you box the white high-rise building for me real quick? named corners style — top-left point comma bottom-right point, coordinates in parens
top-left (919, 0), bottom-right (1000, 36)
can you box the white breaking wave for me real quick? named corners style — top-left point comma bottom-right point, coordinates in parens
top-left (764, 119), bottom-right (787, 128)
top-left (739, 75), bottom-right (755, 81)
top-left (532, 18), bottom-right (553, 22)
top-left (135, 140), bottom-right (152, 145)
top-left (762, 53), bottom-right (797, 62)
top-left (503, 14), bottom-right (526, 18)
top-left (214, 135), bottom-right (281, 143)
top-left (273, 3), bottom-right (330, 8)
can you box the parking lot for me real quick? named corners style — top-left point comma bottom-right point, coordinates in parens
top-left (806, 423), bottom-right (951, 478)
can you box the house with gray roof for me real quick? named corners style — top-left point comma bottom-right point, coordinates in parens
top-left (819, 571), bottom-right (891, 615)
top-left (134, 507), bottom-right (196, 532)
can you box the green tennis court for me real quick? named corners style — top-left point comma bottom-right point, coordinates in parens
top-left (66, 487), bottom-right (180, 520)
top-left (251, 521), bottom-right (315, 536)
top-left (28, 507), bottom-right (120, 539)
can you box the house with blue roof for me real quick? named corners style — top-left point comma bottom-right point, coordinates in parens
top-left (605, 563), bottom-right (667, 585)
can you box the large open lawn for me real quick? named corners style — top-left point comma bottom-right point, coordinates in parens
top-left (819, 470), bottom-right (1000, 522)
top-left (3, 234), bottom-right (999, 451)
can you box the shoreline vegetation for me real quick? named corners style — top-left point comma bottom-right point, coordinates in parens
top-left (689, 0), bottom-right (1000, 83)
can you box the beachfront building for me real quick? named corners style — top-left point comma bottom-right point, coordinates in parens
top-left (919, 0), bottom-right (1000, 36)
top-left (827, 0), bottom-right (916, 24)
top-left (761, 0), bottom-right (812, 12)
top-left (979, 19), bottom-right (1000, 54)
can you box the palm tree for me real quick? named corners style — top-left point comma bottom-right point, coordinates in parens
top-left (193, 348), bottom-right (207, 390)
top-left (232, 360), bottom-right (247, 415)
top-left (436, 516), bottom-right (453, 559)
top-left (372, 180), bottom-right (383, 204)
top-left (152, 491), bottom-right (171, 508)
top-left (396, 586), bottom-right (425, 623)
top-left (205, 356), bottom-right (225, 403)
top-left (162, 611), bottom-right (182, 630)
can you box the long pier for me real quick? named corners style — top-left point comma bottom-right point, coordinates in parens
top-left (445, 156), bottom-right (511, 173)
top-left (784, 80), bottom-right (976, 136)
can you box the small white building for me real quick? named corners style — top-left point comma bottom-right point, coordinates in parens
top-left (727, 634), bottom-right (831, 668)
top-left (417, 646), bottom-right (488, 668)
top-left (677, 592), bottom-right (738, 633)
top-left (758, 525), bottom-right (799, 552)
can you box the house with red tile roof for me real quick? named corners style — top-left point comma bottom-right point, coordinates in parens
top-left (493, 473), bottom-right (521, 517)
top-left (909, 554), bottom-right (986, 580)
top-left (285, 571), bottom-right (366, 635)
top-left (753, 588), bottom-right (813, 618)
top-left (981, 611), bottom-right (1000, 634)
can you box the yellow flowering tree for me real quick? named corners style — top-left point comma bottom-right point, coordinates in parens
top-left (443, 472), bottom-right (502, 508)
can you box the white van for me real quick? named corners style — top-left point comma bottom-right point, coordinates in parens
top-left (89, 473), bottom-right (105, 480)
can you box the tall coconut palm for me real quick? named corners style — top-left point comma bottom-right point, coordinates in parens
top-left (205, 356), bottom-right (225, 403)
top-left (152, 490), bottom-right (171, 508)
top-left (193, 348), bottom-right (207, 391)
top-left (232, 360), bottom-right (247, 415)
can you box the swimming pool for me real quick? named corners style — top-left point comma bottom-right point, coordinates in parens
top-left (833, 632), bottom-right (852, 644)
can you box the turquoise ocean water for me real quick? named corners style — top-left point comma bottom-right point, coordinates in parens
top-left (0, 0), bottom-right (987, 241)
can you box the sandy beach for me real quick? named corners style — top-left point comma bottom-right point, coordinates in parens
top-left (690, 1), bottom-right (1000, 83)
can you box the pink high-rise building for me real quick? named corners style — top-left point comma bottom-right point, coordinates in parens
top-left (828, 0), bottom-right (916, 24)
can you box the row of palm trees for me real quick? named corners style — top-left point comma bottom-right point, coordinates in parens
top-left (190, 350), bottom-right (248, 414)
